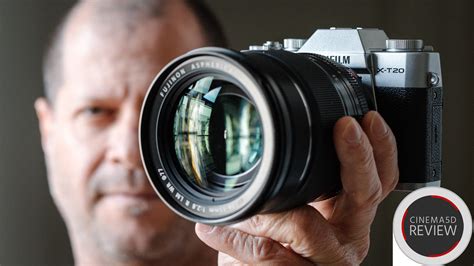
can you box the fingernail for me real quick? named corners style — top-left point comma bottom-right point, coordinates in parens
top-left (196, 223), bottom-right (214, 234)
top-left (370, 112), bottom-right (388, 138)
top-left (343, 118), bottom-right (362, 144)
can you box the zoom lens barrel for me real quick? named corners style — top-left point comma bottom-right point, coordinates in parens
top-left (140, 47), bottom-right (372, 224)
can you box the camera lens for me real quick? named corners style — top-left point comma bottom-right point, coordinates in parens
top-left (172, 75), bottom-right (263, 193)
top-left (140, 48), bottom-right (373, 224)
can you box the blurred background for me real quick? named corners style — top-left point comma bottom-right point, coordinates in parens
top-left (0, 0), bottom-right (472, 265)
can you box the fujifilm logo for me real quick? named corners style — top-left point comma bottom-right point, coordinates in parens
top-left (326, 55), bottom-right (351, 64)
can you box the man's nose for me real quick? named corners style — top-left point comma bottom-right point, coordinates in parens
top-left (106, 106), bottom-right (142, 170)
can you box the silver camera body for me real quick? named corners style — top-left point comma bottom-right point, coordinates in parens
top-left (248, 28), bottom-right (443, 190)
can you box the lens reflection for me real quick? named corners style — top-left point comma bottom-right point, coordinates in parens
top-left (172, 76), bottom-right (262, 192)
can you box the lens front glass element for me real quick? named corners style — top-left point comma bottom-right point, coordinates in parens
top-left (172, 76), bottom-right (263, 193)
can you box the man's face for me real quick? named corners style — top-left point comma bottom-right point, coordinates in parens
top-left (36, 3), bottom-right (206, 259)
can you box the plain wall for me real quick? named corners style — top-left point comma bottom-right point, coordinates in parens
top-left (0, 0), bottom-right (472, 265)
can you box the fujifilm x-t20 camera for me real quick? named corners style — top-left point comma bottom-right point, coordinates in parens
top-left (139, 28), bottom-right (443, 224)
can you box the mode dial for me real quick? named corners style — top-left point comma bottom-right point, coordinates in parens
top-left (385, 39), bottom-right (424, 52)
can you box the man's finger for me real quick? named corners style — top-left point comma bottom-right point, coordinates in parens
top-left (330, 116), bottom-right (382, 241)
top-left (195, 223), bottom-right (312, 266)
top-left (361, 111), bottom-right (399, 199)
top-left (334, 116), bottom-right (382, 207)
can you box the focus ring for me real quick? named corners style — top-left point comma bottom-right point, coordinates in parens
top-left (254, 50), bottom-right (346, 129)
top-left (302, 53), bottom-right (369, 117)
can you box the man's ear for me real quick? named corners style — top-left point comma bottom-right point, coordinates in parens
top-left (35, 97), bottom-right (54, 154)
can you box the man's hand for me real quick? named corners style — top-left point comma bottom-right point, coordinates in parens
top-left (195, 111), bottom-right (399, 265)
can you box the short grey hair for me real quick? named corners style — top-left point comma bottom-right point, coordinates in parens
top-left (42, 0), bottom-right (227, 103)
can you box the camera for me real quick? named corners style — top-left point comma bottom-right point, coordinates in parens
top-left (139, 27), bottom-right (443, 224)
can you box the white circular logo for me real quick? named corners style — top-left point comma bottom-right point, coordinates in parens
top-left (393, 187), bottom-right (472, 264)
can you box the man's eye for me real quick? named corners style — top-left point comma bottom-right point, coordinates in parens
top-left (85, 107), bottom-right (105, 114)
top-left (81, 106), bottom-right (115, 117)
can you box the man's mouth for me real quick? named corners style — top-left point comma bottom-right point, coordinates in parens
top-left (97, 188), bottom-right (160, 203)
top-left (96, 189), bottom-right (162, 215)
top-left (94, 190), bottom-right (160, 216)
top-left (107, 191), bottom-right (158, 200)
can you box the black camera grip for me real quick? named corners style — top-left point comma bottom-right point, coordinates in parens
top-left (375, 86), bottom-right (443, 186)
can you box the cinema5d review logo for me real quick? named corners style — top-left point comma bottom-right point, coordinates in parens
top-left (393, 187), bottom-right (472, 264)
